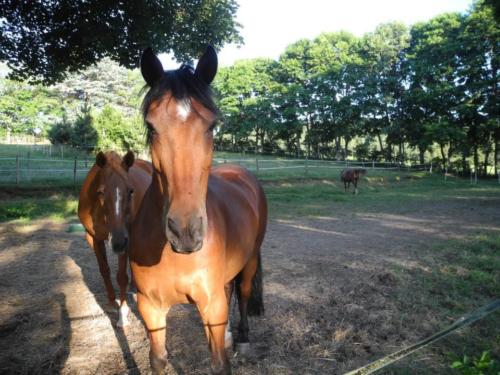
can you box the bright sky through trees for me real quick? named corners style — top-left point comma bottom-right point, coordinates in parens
top-left (160, 0), bottom-right (472, 68)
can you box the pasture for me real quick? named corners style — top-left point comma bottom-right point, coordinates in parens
top-left (0, 169), bottom-right (499, 374)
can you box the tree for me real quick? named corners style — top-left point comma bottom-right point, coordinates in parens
top-left (0, 0), bottom-right (242, 83)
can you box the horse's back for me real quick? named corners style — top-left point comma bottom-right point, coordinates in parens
top-left (210, 164), bottom-right (266, 218)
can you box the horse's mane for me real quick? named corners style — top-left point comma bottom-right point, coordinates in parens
top-left (141, 64), bottom-right (219, 145)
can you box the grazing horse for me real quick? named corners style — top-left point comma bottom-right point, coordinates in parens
top-left (340, 168), bottom-right (366, 194)
top-left (78, 151), bottom-right (152, 326)
top-left (129, 47), bottom-right (267, 375)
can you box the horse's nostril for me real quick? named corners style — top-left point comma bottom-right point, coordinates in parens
top-left (167, 217), bottom-right (181, 237)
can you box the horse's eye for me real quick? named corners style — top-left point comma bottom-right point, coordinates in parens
top-left (146, 121), bottom-right (157, 134)
top-left (207, 122), bottom-right (216, 132)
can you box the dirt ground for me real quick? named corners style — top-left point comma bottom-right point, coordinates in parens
top-left (0, 194), bottom-right (499, 374)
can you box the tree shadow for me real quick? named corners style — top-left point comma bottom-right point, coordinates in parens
top-left (0, 222), bottom-right (72, 374)
top-left (66, 237), bottom-right (141, 373)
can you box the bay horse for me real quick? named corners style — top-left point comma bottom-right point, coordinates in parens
top-left (340, 168), bottom-right (366, 194)
top-left (129, 46), bottom-right (267, 374)
top-left (78, 151), bottom-right (152, 326)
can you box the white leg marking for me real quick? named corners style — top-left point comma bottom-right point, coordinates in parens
top-left (115, 187), bottom-right (121, 216)
top-left (177, 101), bottom-right (191, 121)
top-left (117, 303), bottom-right (130, 327)
top-left (225, 319), bottom-right (233, 349)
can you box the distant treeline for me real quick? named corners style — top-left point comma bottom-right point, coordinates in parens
top-left (0, 0), bottom-right (498, 175)
top-left (212, 0), bottom-right (499, 175)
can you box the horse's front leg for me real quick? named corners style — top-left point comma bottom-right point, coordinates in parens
top-left (85, 232), bottom-right (116, 308)
top-left (137, 293), bottom-right (169, 375)
top-left (116, 253), bottom-right (130, 327)
top-left (198, 292), bottom-right (231, 375)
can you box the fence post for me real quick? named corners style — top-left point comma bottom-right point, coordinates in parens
top-left (255, 157), bottom-right (259, 175)
top-left (61, 144), bottom-right (64, 159)
top-left (305, 156), bottom-right (309, 177)
top-left (16, 154), bottom-right (19, 185)
top-left (474, 169), bottom-right (477, 185)
top-left (429, 161), bottom-right (433, 174)
top-left (27, 151), bottom-right (31, 182)
top-left (470, 170), bottom-right (473, 184)
top-left (73, 156), bottom-right (77, 184)
top-left (372, 160), bottom-right (375, 169)
top-left (444, 164), bottom-right (448, 181)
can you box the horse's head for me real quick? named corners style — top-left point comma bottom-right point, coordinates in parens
top-left (95, 151), bottom-right (136, 253)
top-left (140, 47), bottom-right (218, 254)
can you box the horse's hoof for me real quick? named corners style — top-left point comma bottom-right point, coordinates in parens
top-left (235, 342), bottom-right (250, 356)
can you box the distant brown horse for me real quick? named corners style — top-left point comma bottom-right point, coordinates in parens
top-left (129, 47), bottom-right (267, 374)
top-left (78, 151), bottom-right (152, 326)
top-left (341, 168), bottom-right (366, 194)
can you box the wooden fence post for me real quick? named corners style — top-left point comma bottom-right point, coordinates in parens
top-left (73, 156), bottom-right (77, 184)
top-left (16, 154), bottom-right (19, 185)
top-left (305, 156), bottom-right (309, 177)
top-left (255, 157), bottom-right (259, 175)
top-left (372, 160), bottom-right (375, 169)
top-left (444, 165), bottom-right (448, 181)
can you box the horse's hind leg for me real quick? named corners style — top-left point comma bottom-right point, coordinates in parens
top-left (235, 251), bottom-right (263, 354)
top-left (116, 253), bottom-right (130, 327)
top-left (224, 282), bottom-right (234, 349)
top-left (85, 233), bottom-right (116, 308)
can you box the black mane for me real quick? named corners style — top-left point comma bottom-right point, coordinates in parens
top-left (141, 64), bottom-right (218, 144)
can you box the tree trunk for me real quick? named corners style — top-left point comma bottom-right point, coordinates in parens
top-left (495, 140), bottom-right (498, 177)
top-left (418, 146), bottom-right (425, 165)
top-left (334, 137), bottom-right (341, 160)
top-left (296, 132), bottom-right (301, 158)
top-left (344, 137), bottom-right (350, 161)
top-left (484, 144), bottom-right (491, 177)
top-left (376, 132), bottom-right (384, 154)
top-left (439, 143), bottom-right (447, 169)
top-left (473, 144), bottom-right (479, 176)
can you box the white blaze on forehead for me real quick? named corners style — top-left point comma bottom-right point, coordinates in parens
top-left (115, 187), bottom-right (121, 216)
top-left (176, 100), bottom-right (191, 121)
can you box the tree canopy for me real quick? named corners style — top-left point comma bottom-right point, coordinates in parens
top-left (0, 0), bottom-right (241, 83)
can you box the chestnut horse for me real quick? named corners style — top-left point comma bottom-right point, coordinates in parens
top-left (129, 47), bottom-right (267, 374)
top-left (78, 151), bottom-right (152, 326)
top-left (340, 168), bottom-right (367, 194)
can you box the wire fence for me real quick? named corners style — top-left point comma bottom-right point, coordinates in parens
top-left (0, 150), bottom-right (431, 186)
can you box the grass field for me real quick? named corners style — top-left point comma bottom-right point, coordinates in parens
top-left (0, 166), bottom-right (499, 374)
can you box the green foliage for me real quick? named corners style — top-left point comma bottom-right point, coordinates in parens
top-left (93, 105), bottom-right (144, 152)
top-left (0, 1), bottom-right (241, 83)
top-left (451, 352), bottom-right (500, 375)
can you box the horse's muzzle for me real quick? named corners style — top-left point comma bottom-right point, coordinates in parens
top-left (112, 236), bottom-right (128, 254)
top-left (166, 215), bottom-right (204, 254)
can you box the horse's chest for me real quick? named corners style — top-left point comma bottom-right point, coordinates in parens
top-left (134, 257), bottom-right (220, 307)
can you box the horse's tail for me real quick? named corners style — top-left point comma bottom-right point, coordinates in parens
top-left (245, 252), bottom-right (264, 316)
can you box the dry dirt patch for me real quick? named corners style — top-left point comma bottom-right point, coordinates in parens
top-left (0, 195), bottom-right (499, 374)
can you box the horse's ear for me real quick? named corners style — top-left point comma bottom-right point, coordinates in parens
top-left (122, 151), bottom-right (135, 171)
top-left (141, 47), bottom-right (164, 86)
top-left (195, 45), bottom-right (218, 85)
top-left (96, 152), bottom-right (106, 168)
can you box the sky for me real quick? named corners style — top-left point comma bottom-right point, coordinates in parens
top-left (160, 0), bottom-right (472, 69)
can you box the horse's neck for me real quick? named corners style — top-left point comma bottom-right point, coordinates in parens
top-left (141, 173), bottom-right (166, 219)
